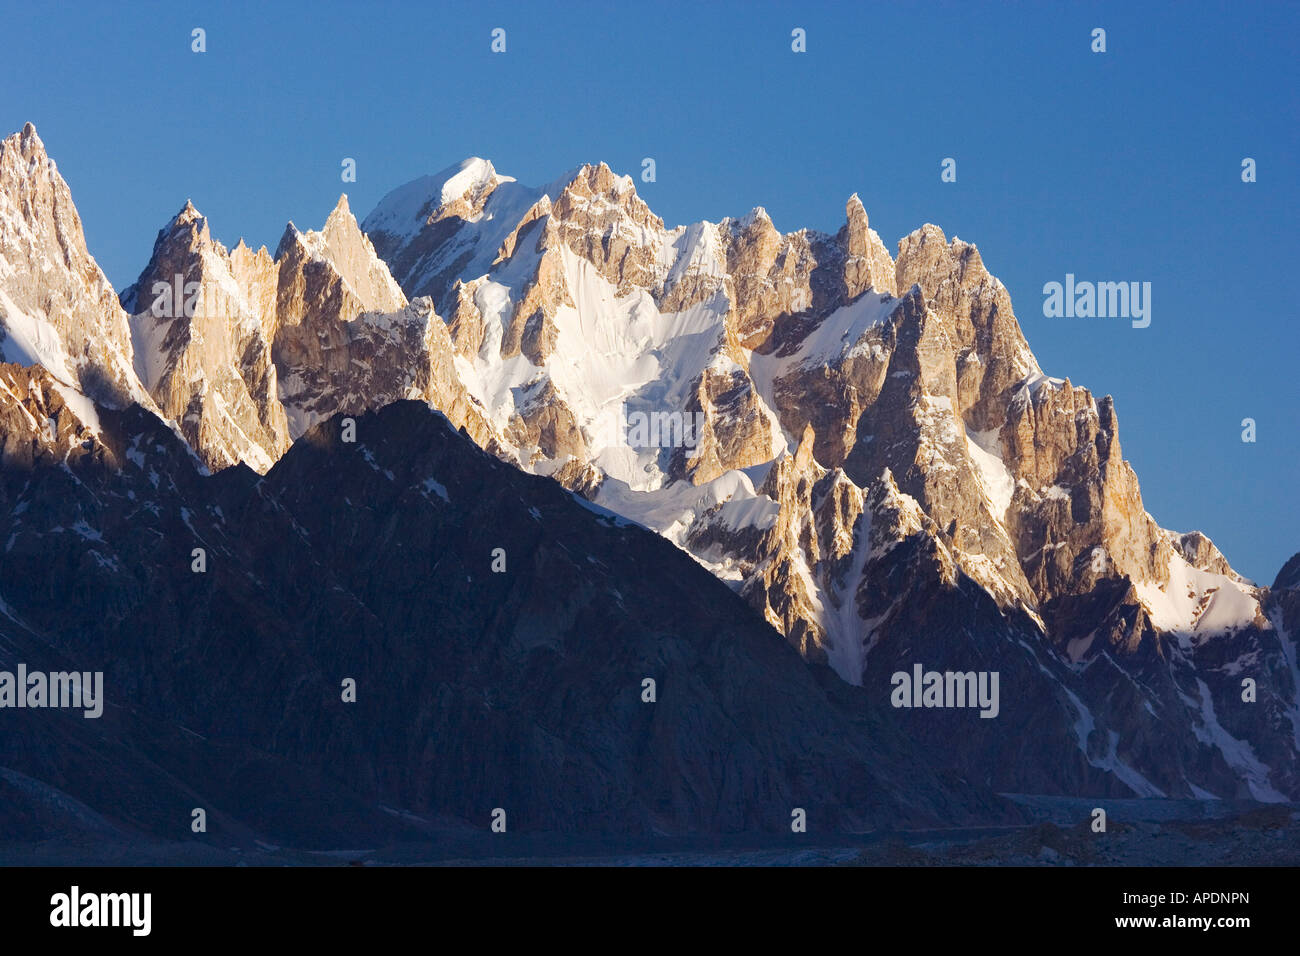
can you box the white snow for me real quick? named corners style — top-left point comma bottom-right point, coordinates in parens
top-left (360, 159), bottom-right (569, 294)
top-left (1184, 678), bottom-right (1286, 801)
top-left (50, 382), bottom-right (101, 434)
top-left (451, 242), bottom-right (739, 492)
top-left (595, 468), bottom-right (769, 547)
top-left (658, 221), bottom-right (727, 294)
top-left (1134, 551), bottom-right (1259, 636)
top-left (0, 287), bottom-right (79, 385)
top-left (965, 426), bottom-right (1015, 521)
top-left (362, 158), bottom-right (516, 240)
top-left (1020, 372), bottom-right (1067, 395)
top-left (749, 292), bottom-right (899, 404)
top-left (823, 516), bottom-right (872, 686)
top-left (128, 308), bottom-right (176, 392)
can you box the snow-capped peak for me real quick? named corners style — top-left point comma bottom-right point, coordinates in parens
top-left (438, 157), bottom-right (510, 205)
top-left (362, 157), bottom-right (515, 242)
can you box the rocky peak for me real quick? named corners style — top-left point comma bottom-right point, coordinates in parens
top-left (866, 467), bottom-right (932, 555)
top-left (17, 121), bottom-right (43, 154)
top-left (760, 423), bottom-right (827, 503)
top-left (1274, 553), bottom-right (1300, 593)
top-left (5, 123), bottom-right (59, 187)
top-left (120, 200), bottom-right (290, 473)
top-left (839, 193), bottom-right (896, 299)
top-left (273, 220), bottom-right (304, 260)
top-left (429, 157), bottom-right (510, 223)
top-left (894, 224), bottom-right (957, 297)
top-left (792, 421), bottom-right (819, 474)
top-left (551, 162), bottom-right (659, 222)
top-left (120, 200), bottom-right (216, 313)
top-left (325, 192), bottom-right (352, 223)
top-left (894, 224), bottom-right (1038, 433)
top-left (174, 198), bottom-right (203, 227)
top-left (366, 157), bottom-right (511, 238)
top-left (275, 199), bottom-right (406, 331)
top-left (721, 206), bottom-right (782, 256)
top-left (547, 162), bottom-right (666, 294)
top-left (1169, 530), bottom-right (1241, 581)
top-left (846, 193), bottom-right (868, 230)
top-left (717, 208), bottom-right (809, 348)
top-left (0, 123), bottom-right (151, 410)
top-left (310, 194), bottom-right (407, 314)
top-left (360, 158), bottom-right (535, 306)
top-left (260, 201), bottom-right (498, 449)
top-left (228, 239), bottom-right (277, 291)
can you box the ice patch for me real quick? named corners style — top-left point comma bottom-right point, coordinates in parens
top-left (965, 427), bottom-right (1014, 521)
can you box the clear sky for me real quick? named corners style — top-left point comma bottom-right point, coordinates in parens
top-left (4, 0), bottom-right (1297, 582)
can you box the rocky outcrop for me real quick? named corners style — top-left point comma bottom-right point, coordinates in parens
top-left (0, 362), bottom-right (108, 469)
top-left (274, 195), bottom-right (406, 331)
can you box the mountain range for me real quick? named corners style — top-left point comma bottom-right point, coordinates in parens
top-left (1, 121), bottom-right (1296, 857)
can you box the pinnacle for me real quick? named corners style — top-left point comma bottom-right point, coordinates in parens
top-left (8, 121), bottom-right (47, 159)
top-left (846, 193), bottom-right (868, 228)
top-left (793, 423), bottom-right (818, 471)
top-left (165, 200), bottom-right (206, 237)
top-left (322, 195), bottom-right (358, 234)
top-left (274, 221), bottom-right (303, 259)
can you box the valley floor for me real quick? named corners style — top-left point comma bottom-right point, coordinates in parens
top-left (4, 801), bottom-right (1295, 867)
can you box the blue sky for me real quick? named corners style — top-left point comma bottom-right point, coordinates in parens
top-left (4, 0), bottom-right (1297, 581)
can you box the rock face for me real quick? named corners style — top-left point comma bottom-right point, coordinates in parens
top-left (2, 123), bottom-right (1298, 816)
